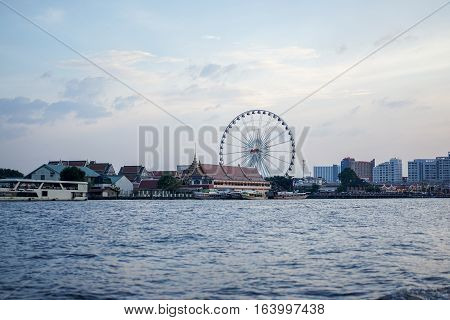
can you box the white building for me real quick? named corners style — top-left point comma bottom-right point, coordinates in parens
top-left (90, 175), bottom-right (134, 198)
top-left (373, 158), bottom-right (402, 184)
top-left (408, 152), bottom-right (450, 183)
top-left (26, 164), bottom-right (99, 185)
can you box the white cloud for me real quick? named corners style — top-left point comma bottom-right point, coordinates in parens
top-left (202, 35), bottom-right (221, 40)
top-left (36, 8), bottom-right (65, 24)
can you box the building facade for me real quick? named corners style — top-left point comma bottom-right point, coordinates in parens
top-left (341, 157), bottom-right (375, 182)
top-left (26, 164), bottom-right (100, 185)
top-left (373, 158), bottom-right (403, 184)
top-left (313, 165), bottom-right (341, 183)
top-left (408, 152), bottom-right (450, 183)
top-left (182, 156), bottom-right (270, 194)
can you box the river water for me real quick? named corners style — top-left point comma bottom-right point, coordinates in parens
top-left (0, 199), bottom-right (449, 299)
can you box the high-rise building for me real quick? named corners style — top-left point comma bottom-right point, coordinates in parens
top-left (373, 158), bottom-right (402, 184)
top-left (408, 152), bottom-right (450, 183)
top-left (341, 157), bottom-right (375, 182)
top-left (407, 159), bottom-right (436, 182)
top-left (313, 165), bottom-right (341, 183)
top-left (436, 152), bottom-right (450, 182)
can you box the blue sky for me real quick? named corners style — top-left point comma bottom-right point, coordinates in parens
top-left (1, 0), bottom-right (449, 175)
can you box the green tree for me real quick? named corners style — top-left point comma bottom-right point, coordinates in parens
top-left (60, 167), bottom-right (86, 182)
top-left (337, 168), bottom-right (367, 192)
top-left (0, 168), bottom-right (24, 179)
top-left (265, 176), bottom-right (293, 192)
top-left (157, 175), bottom-right (180, 191)
top-left (311, 183), bottom-right (320, 193)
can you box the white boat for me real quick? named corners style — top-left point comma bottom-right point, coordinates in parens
top-left (192, 189), bottom-right (223, 199)
top-left (240, 190), bottom-right (266, 200)
top-left (274, 191), bottom-right (308, 199)
top-left (0, 179), bottom-right (88, 201)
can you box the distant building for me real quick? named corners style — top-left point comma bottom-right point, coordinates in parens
top-left (341, 157), bottom-right (375, 182)
top-left (408, 159), bottom-right (437, 182)
top-left (408, 152), bottom-right (450, 183)
top-left (26, 164), bottom-right (99, 185)
top-left (373, 158), bottom-right (402, 184)
top-left (87, 162), bottom-right (116, 176)
top-left (48, 160), bottom-right (89, 167)
top-left (90, 175), bottom-right (133, 198)
top-left (293, 176), bottom-right (324, 187)
top-left (313, 165), bottom-right (341, 183)
top-left (148, 171), bottom-right (180, 179)
top-left (118, 165), bottom-right (151, 183)
top-left (181, 155), bottom-right (270, 194)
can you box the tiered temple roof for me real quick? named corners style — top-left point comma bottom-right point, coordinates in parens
top-left (183, 155), bottom-right (265, 182)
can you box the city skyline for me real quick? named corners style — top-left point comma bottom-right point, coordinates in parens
top-left (1, 1), bottom-right (450, 175)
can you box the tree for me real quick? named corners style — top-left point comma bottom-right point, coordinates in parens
top-left (0, 168), bottom-right (24, 179)
top-left (311, 183), bottom-right (320, 193)
top-left (337, 168), bottom-right (367, 192)
top-left (60, 167), bottom-right (86, 182)
top-left (157, 175), bottom-right (180, 191)
top-left (265, 176), bottom-right (293, 192)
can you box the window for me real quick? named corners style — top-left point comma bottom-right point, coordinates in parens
top-left (42, 191), bottom-right (48, 197)
top-left (40, 175), bottom-right (45, 180)
top-left (42, 183), bottom-right (62, 190)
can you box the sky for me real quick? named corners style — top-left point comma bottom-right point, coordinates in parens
top-left (0, 0), bottom-right (449, 176)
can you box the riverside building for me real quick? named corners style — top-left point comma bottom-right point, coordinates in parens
top-left (313, 165), bottom-right (341, 183)
top-left (373, 158), bottom-right (403, 184)
top-left (341, 157), bottom-right (375, 182)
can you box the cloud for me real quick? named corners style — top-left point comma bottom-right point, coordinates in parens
top-left (188, 63), bottom-right (238, 80)
top-left (202, 35), bottom-right (221, 40)
top-left (36, 8), bottom-right (65, 24)
top-left (113, 95), bottom-right (141, 110)
top-left (63, 77), bottom-right (108, 102)
top-left (349, 105), bottom-right (361, 114)
top-left (0, 97), bottom-right (110, 125)
top-left (336, 44), bottom-right (347, 54)
top-left (204, 104), bottom-right (221, 111)
top-left (224, 46), bottom-right (319, 65)
top-left (62, 50), bottom-right (154, 69)
top-left (377, 98), bottom-right (412, 109)
top-left (40, 71), bottom-right (52, 79)
top-left (199, 64), bottom-right (221, 77)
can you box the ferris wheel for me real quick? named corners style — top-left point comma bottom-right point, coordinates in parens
top-left (219, 109), bottom-right (296, 177)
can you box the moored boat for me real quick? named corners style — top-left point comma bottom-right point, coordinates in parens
top-left (240, 190), bottom-right (266, 200)
top-left (273, 191), bottom-right (308, 199)
top-left (0, 179), bottom-right (88, 201)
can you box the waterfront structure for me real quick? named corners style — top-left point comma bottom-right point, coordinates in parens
top-left (118, 165), bottom-right (151, 184)
top-left (182, 155), bottom-right (270, 194)
top-left (373, 158), bottom-right (403, 184)
top-left (408, 152), bottom-right (450, 183)
top-left (26, 164), bottom-right (99, 185)
top-left (91, 175), bottom-right (133, 198)
top-left (0, 179), bottom-right (88, 201)
top-left (293, 176), bottom-right (324, 188)
top-left (313, 165), bottom-right (341, 183)
top-left (341, 157), bottom-right (375, 182)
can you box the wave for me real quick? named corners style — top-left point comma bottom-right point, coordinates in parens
top-left (378, 286), bottom-right (450, 300)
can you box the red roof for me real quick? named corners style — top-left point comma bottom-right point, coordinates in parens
top-left (48, 160), bottom-right (88, 167)
top-left (88, 163), bottom-right (111, 174)
top-left (138, 179), bottom-right (159, 190)
top-left (193, 163), bottom-right (265, 182)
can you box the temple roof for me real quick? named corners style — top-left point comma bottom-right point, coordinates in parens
top-left (183, 157), bottom-right (265, 182)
